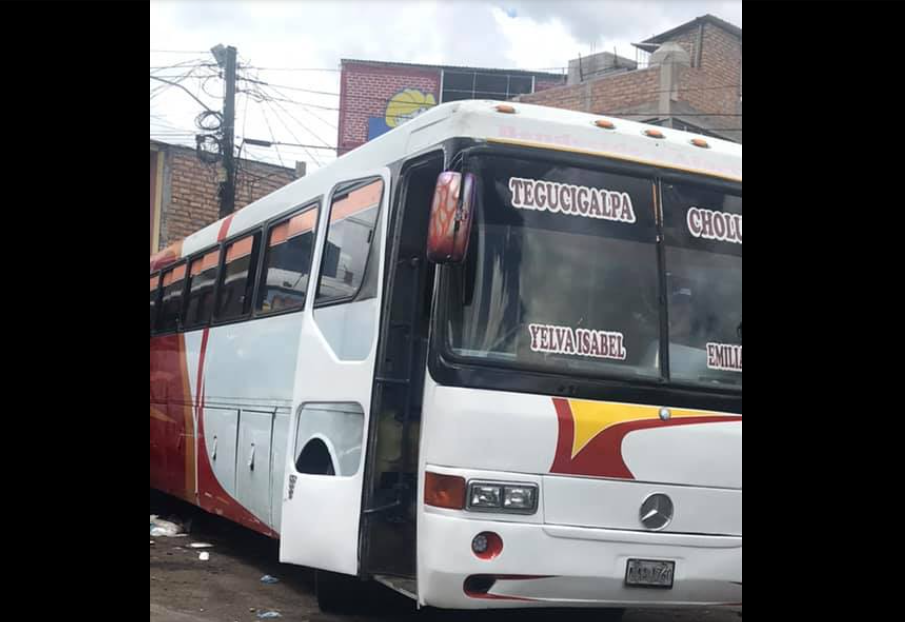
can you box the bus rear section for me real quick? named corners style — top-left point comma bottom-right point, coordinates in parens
top-left (415, 147), bottom-right (742, 609)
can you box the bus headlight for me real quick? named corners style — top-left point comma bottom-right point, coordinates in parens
top-left (469, 484), bottom-right (503, 509)
top-left (503, 486), bottom-right (538, 513)
top-left (467, 481), bottom-right (539, 515)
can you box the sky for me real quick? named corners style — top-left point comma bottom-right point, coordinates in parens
top-left (150, 0), bottom-right (742, 170)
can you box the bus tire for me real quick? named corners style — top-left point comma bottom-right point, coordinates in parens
top-left (315, 570), bottom-right (364, 614)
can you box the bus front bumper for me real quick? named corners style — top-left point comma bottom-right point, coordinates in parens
top-left (418, 512), bottom-right (742, 610)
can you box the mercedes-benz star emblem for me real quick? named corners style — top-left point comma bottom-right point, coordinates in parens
top-left (640, 493), bottom-right (675, 531)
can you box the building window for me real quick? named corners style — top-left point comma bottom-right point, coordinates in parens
top-left (442, 71), bottom-right (535, 103)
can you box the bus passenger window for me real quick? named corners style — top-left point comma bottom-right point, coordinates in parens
top-left (184, 249), bottom-right (221, 329)
top-left (317, 179), bottom-right (383, 303)
top-left (216, 234), bottom-right (260, 322)
top-left (259, 206), bottom-right (319, 315)
top-left (157, 264), bottom-right (187, 333)
top-left (150, 275), bottom-right (160, 333)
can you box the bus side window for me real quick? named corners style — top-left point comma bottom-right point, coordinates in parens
top-left (317, 179), bottom-right (384, 304)
top-left (216, 234), bottom-right (261, 322)
top-left (150, 275), bottom-right (160, 334)
top-left (184, 249), bottom-right (221, 329)
top-left (157, 264), bottom-right (187, 333)
top-left (258, 205), bottom-right (319, 315)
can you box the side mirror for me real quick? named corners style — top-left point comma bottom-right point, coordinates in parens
top-left (426, 172), bottom-right (476, 264)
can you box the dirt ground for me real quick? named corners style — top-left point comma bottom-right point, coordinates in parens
top-left (150, 491), bottom-right (741, 622)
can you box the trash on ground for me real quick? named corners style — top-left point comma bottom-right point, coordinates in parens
top-left (150, 515), bottom-right (183, 538)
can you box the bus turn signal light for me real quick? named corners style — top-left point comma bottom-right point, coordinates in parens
top-left (425, 472), bottom-right (467, 510)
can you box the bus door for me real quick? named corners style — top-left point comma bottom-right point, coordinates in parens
top-left (359, 154), bottom-right (444, 580)
top-left (279, 173), bottom-right (390, 577)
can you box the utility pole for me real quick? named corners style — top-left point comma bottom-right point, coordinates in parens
top-left (211, 44), bottom-right (238, 219)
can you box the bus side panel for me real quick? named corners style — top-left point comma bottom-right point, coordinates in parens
top-left (186, 312), bottom-right (306, 537)
top-left (150, 333), bottom-right (195, 503)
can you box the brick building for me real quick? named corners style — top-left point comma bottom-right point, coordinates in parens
top-left (150, 140), bottom-right (300, 255)
top-left (338, 59), bottom-right (566, 155)
top-left (516, 15), bottom-right (742, 143)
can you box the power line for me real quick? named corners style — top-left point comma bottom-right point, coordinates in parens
top-left (244, 66), bottom-right (342, 73)
top-left (246, 64), bottom-right (569, 75)
top-left (150, 124), bottom-right (198, 134)
top-left (239, 138), bottom-right (337, 151)
top-left (150, 59), bottom-right (208, 77)
top-left (150, 49), bottom-right (209, 54)
top-left (256, 89), bottom-right (744, 119)
top-left (150, 75), bottom-right (216, 112)
top-left (150, 66), bottom-right (202, 101)
top-left (288, 100), bottom-right (338, 130)
top-left (151, 59), bottom-right (210, 70)
top-left (239, 76), bottom-right (743, 116)
top-left (150, 115), bottom-right (198, 134)
top-left (241, 77), bottom-right (338, 97)
top-left (253, 82), bottom-right (338, 144)
top-left (262, 98), bottom-right (324, 167)
top-left (242, 144), bottom-right (336, 170)
top-left (250, 80), bottom-right (338, 131)
top-left (231, 60), bottom-right (739, 105)
top-left (151, 66), bottom-right (339, 164)
top-left (258, 104), bottom-right (287, 168)
top-left (240, 90), bottom-right (340, 112)
top-left (240, 77), bottom-right (337, 151)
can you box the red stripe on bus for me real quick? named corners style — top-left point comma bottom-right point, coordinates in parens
top-left (217, 215), bottom-right (235, 242)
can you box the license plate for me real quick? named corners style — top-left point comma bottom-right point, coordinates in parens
top-left (626, 559), bottom-right (676, 589)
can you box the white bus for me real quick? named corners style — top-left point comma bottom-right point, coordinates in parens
top-left (150, 100), bottom-right (742, 614)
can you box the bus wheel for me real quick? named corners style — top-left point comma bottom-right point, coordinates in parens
top-left (315, 570), bottom-right (364, 613)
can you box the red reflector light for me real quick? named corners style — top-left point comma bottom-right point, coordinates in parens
top-left (425, 472), bottom-right (467, 510)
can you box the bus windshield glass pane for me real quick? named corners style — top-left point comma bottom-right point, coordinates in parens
top-left (446, 156), bottom-right (662, 380)
top-left (663, 183), bottom-right (742, 389)
top-left (445, 154), bottom-right (741, 389)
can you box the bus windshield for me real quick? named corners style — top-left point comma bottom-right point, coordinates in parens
top-left (445, 154), bottom-right (742, 390)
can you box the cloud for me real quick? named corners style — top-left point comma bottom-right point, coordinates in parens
top-left (150, 0), bottom-right (741, 169)
top-left (506, 0), bottom-right (742, 47)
